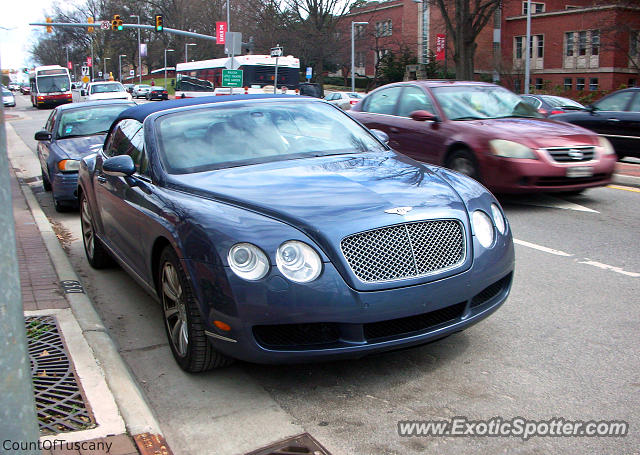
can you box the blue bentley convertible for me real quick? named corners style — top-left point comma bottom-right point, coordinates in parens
top-left (78, 95), bottom-right (515, 372)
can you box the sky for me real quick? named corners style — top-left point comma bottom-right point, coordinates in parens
top-left (0, 0), bottom-right (74, 77)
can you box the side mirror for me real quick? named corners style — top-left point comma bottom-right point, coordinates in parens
top-left (34, 130), bottom-right (52, 141)
top-left (410, 110), bottom-right (439, 122)
top-left (103, 155), bottom-right (135, 177)
top-left (371, 129), bottom-right (389, 145)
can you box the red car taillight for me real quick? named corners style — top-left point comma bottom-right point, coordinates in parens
top-left (550, 109), bottom-right (564, 115)
top-left (162, 91), bottom-right (167, 94)
top-left (350, 100), bottom-right (358, 105)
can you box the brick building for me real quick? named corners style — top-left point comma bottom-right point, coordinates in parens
top-left (340, 0), bottom-right (639, 96)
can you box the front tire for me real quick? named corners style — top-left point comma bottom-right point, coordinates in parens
top-left (158, 247), bottom-right (233, 372)
top-left (42, 169), bottom-right (52, 191)
top-left (80, 192), bottom-right (113, 268)
top-left (446, 148), bottom-right (480, 181)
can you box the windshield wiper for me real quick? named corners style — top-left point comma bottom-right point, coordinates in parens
top-left (492, 114), bottom-right (538, 119)
top-left (59, 134), bottom-right (92, 139)
top-left (451, 116), bottom-right (485, 121)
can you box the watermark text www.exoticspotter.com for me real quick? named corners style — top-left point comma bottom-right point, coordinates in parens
top-left (398, 417), bottom-right (628, 441)
top-left (3, 439), bottom-right (113, 453)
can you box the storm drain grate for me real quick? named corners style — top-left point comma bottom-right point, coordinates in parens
top-left (245, 433), bottom-right (332, 455)
top-left (25, 316), bottom-right (95, 435)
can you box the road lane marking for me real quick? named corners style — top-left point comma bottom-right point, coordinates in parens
top-left (578, 259), bottom-right (640, 278)
top-left (513, 239), bottom-right (573, 257)
top-left (503, 194), bottom-right (598, 213)
top-left (607, 184), bottom-right (640, 193)
top-left (514, 239), bottom-right (639, 278)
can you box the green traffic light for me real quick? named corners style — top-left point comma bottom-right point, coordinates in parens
top-left (157, 26), bottom-right (162, 31)
top-left (117, 25), bottom-right (123, 30)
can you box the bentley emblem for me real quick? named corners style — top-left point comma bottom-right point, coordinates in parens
top-left (568, 150), bottom-right (584, 160)
top-left (385, 206), bottom-right (413, 215)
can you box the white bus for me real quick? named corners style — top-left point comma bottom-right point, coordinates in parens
top-left (29, 65), bottom-right (72, 108)
top-left (175, 55), bottom-right (301, 97)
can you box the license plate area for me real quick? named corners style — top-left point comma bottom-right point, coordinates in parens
top-left (566, 166), bottom-right (594, 178)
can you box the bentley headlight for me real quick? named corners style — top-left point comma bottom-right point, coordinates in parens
top-left (489, 139), bottom-right (537, 159)
top-left (473, 210), bottom-right (494, 248)
top-left (491, 203), bottom-right (506, 235)
top-left (276, 241), bottom-right (322, 283)
top-left (228, 243), bottom-right (269, 281)
top-left (598, 136), bottom-right (615, 155)
top-left (57, 159), bottom-right (81, 172)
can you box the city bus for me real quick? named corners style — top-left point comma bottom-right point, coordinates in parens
top-left (29, 65), bottom-right (72, 108)
top-left (175, 55), bottom-right (300, 97)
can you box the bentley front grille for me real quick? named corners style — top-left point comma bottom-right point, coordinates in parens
top-left (340, 220), bottom-right (465, 283)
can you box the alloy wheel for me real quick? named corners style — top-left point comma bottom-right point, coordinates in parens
top-left (162, 262), bottom-right (188, 357)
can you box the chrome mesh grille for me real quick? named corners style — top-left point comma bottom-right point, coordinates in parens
top-left (545, 146), bottom-right (595, 162)
top-left (341, 220), bottom-right (465, 283)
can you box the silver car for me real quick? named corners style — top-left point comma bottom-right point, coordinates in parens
top-left (3, 87), bottom-right (16, 107)
top-left (132, 84), bottom-right (152, 99)
top-left (324, 91), bottom-right (364, 110)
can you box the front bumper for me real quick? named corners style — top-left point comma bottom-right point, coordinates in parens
top-left (52, 171), bottom-right (79, 202)
top-left (184, 232), bottom-right (515, 364)
top-left (481, 153), bottom-right (617, 193)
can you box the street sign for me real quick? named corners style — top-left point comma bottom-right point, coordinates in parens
top-left (100, 20), bottom-right (110, 30)
top-left (216, 22), bottom-right (227, 44)
top-left (270, 47), bottom-right (283, 58)
top-left (86, 57), bottom-right (92, 67)
top-left (81, 75), bottom-right (90, 83)
top-left (81, 66), bottom-right (89, 76)
top-left (129, 69), bottom-right (135, 76)
top-left (222, 69), bottom-right (243, 87)
top-left (224, 32), bottom-right (242, 55)
top-left (98, 71), bottom-right (103, 77)
top-left (435, 34), bottom-right (446, 62)
top-left (306, 67), bottom-right (312, 80)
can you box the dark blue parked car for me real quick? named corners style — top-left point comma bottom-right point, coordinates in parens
top-left (35, 100), bottom-right (135, 211)
top-left (78, 95), bottom-right (515, 372)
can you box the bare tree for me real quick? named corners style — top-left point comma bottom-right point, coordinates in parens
top-left (429, 0), bottom-right (501, 80)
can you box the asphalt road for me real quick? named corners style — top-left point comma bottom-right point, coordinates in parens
top-left (6, 93), bottom-right (640, 455)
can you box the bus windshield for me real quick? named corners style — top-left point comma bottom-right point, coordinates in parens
top-left (37, 75), bottom-right (70, 93)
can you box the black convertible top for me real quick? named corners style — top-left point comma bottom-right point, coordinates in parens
top-left (113, 94), bottom-right (306, 125)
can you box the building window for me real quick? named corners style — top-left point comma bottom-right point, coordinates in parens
top-left (576, 78), bottom-right (585, 90)
top-left (355, 24), bottom-right (366, 38)
top-left (564, 78), bottom-right (572, 90)
top-left (355, 51), bottom-right (365, 67)
top-left (375, 20), bottom-right (392, 37)
top-left (589, 78), bottom-right (599, 91)
top-left (631, 31), bottom-right (639, 57)
top-left (629, 79), bottom-right (637, 87)
top-left (514, 79), bottom-right (522, 93)
top-left (565, 32), bottom-right (574, 56)
top-left (535, 78), bottom-right (543, 90)
top-left (578, 31), bottom-right (587, 56)
top-left (537, 35), bottom-right (544, 58)
top-left (515, 36), bottom-right (523, 59)
top-left (523, 2), bottom-right (545, 14)
top-left (591, 30), bottom-right (599, 56)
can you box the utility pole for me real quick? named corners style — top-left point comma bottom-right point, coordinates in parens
top-left (130, 15), bottom-right (142, 84)
top-left (164, 48), bottom-right (174, 89)
top-left (524, 0), bottom-right (531, 94)
top-left (0, 56), bottom-right (41, 455)
top-left (351, 22), bottom-right (368, 92)
top-left (119, 54), bottom-right (126, 82)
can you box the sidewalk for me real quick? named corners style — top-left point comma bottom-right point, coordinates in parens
top-left (614, 160), bottom-right (640, 189)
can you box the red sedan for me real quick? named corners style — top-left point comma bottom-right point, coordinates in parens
top-left (349, 81), bottom-right (617, 193)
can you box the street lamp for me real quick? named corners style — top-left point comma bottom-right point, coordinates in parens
top-left (185, 42), bottom-right (197, 63)
top-left (119, 54), bottom-right (127, 82)
top-left (164, 48), bottom-right (174, 89)
top-left (130, 15), bottom-right (142, 84)
top-left (351, 21), bottom-right (368, 92)
top-left (103, 57), bottom-right (110, 80)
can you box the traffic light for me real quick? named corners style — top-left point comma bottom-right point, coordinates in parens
top-left (46, 17), bottom-right (52, 34)
top-left (155, 15), bottom-right (163, 32)
top-left (112, 14), bottom-right (123, 31)
top-left (87, 16), bottom-right (94, 33)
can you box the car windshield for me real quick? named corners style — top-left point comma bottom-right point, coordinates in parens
top-left (432, 85), bottom-right (542, 120)
top-left (541, 96), bottom-right (584, 109)
top-left (2, 89), bottom-right (11, 95)
top-left (37, 75), bottom-right (70, 93)
top-left (347, 93), bottom-right (363, 99)
top-left (57, 104), bottom-right (134, 138)
top-left (156, 100), bottom-right (387, 174)
top-left (137, 85), bottom-right (151, 89)
top-left (91, 83), bottom-right (124, 94)
top-left (152, 87), bottom-right (165, 91)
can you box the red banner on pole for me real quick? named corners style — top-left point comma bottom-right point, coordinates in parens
top-left (435, 34), bottom-right (446, 61)
top-left (67, 61), bottom-right (73, 70)
top-left (86, 57), bottom-right (92, 67)
top-left (216, 22), bottom-right (227, 44)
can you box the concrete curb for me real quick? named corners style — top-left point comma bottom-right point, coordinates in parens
top-left (613, 173), bottom-right (640, 189)
top-left (8, 123), bottom-right (163, 437)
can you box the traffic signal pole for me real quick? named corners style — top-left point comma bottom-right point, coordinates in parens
top-left (30, 22), bottom-right (219, 42)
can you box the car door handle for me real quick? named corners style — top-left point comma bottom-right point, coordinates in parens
top-left (97, 175), bottom-right (107, 183)
top-left (389, 127), bottom-right (399, 133)
top-left (606, 118), bottom-right (621, 122)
